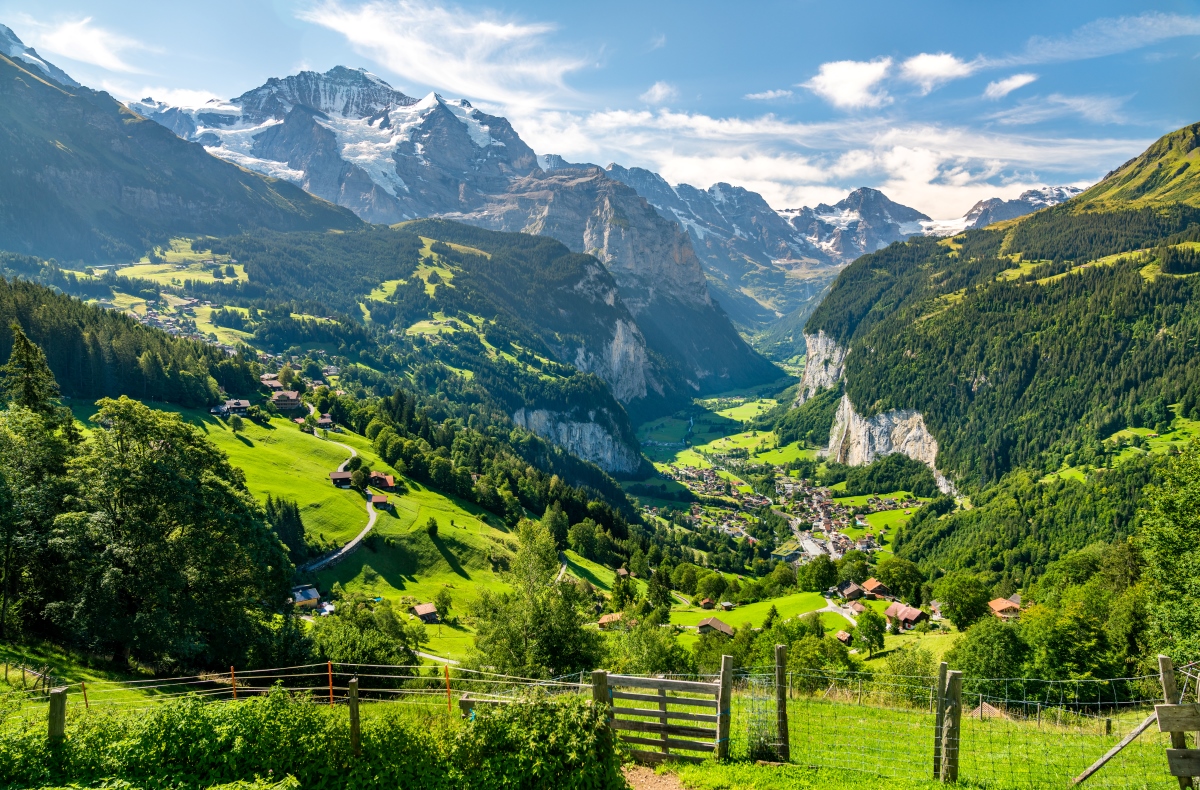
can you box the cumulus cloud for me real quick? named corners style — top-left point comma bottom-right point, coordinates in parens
top-left (801, 58), bottom-right (892, 109)
top-left (299, 0), bottom-right (587, 105)
top-left (899, 52), bottom-right (977, 94)
top-left (20, 16), bottom-right (148, 73)
top-left (639, 81), bottom-right (678, 104)
top-left (984, 73), bottom-right (1038, 99)
top-left (744, 89), bottom-right (792, 101)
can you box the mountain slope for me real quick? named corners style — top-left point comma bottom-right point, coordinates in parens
top-left (1073, 122), bottom-right (1200, 208)
top-left (785, 120), bottom-right (1200, 489)
top-left (0, 23), bottom-right (76, 87)
top-left (0, 54), bottom-right (360, 262)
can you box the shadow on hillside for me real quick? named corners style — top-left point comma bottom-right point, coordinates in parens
top-left (566, 557), bottom-right (610, 591)
top-left (430, 535), bottom-right (470, 580)
top-left (235, 434), bottom-right (254, 447)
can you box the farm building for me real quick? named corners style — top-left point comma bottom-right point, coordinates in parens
top-left (697, 617), bottom-right (734, 637)
top-left (369, 472), bottom-right (396, 489)
top-left (412, 603), bottom-right (440, 624)
top-left (329, 471), bottom-right (353, 487)
top-left (699, 598), bottom-right (715, 610)
top-left (884, 602), bottom-right (928, 630)
top-left (989, 597), bottom-right (1021, 621)
top-left (271, 390), bottom-right (301, 409)
top-left (291, 585), bottom-right (320, 610)
top-left (598, 612), bottom-right (623, 630)
top-left (862, 578), bottom-right (891, 598)
top-left (835, 630), bottom-right (852, 645)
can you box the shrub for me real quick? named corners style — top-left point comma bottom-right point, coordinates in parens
top-left (0, 687), bottom-right (623, 790)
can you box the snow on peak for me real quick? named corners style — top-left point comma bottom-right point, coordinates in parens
top-left (0, 23), bottom-right (78, 87)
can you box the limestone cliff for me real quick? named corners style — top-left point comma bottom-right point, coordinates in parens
top-left (795, 331), bottom-right (848, 404)
top-left (826, 394), bottom-right (955, 494)
top-left (512, 407), bottom-right (642, 474)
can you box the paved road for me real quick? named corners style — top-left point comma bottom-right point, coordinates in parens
top-left (298, 435), bottom-right (377, 573)
top-left (817, 596), bottom-right (858, 627)
top-left (416, 651), bottom-right (460, 665)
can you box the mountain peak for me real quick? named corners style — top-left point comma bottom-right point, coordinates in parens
top-left (0, 23), bottom-right (78, 88)
top-left (1074, 121), bottom-right (1200, 209)
top-left (231, 65), bottom-right (417, 122)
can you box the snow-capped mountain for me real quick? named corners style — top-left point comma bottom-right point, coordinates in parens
top-left (0, 24), bottom-right (77, 87)
top-left (132, 66), bottom-right (775, 405)
top-left (961, 186), bottom-right (1084, 229)
top-left (780, 188), bottom-right (931, 260)
top-left (130, 67), bottom-right (538, 225)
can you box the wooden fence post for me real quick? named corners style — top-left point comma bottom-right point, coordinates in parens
top-left (348, 678), bottom-right (360, 756)
top-left (940, 670), bottom-right (963, 783)
top-left (716, 655), bottom-right (732, 761)
top-left (1160, 654), bottom-right (1194, 790)
top-left (591, 670), bottom-right (609, 718)
top-left (933, 661), bottom-right (947, 780)
top-left (775, 644), bottom-right (790, 763)
top-left (48, 687), bottom-right (67, 745)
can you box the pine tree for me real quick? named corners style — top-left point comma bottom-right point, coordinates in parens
top-left (1, 323), bottom-right (60, 416)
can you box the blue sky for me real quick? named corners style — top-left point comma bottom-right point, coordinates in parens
top-left (3, 0), bottom-right (1198, 217)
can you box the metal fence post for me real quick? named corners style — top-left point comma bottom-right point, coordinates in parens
top-left (940, 670), bottom-right (963, 783)
top-left (775, 644), bottom-right (790, 762)
top-left (349, 677), bottom-right (360, 756)
top-left (48, 687), bottom-right (67, 745)
top-left (933, 661), bottom-right (947, 780)
top-left (717, 655), bottom-right (732, 761)
top-left (1159, 654), bottom-right (1194, 790)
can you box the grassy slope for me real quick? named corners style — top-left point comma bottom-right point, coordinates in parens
top-left (670, 591), bottom-right (825, 628)
top-left (1071, 121), bottom-right (1200, 209)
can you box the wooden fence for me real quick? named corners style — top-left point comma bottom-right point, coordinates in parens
top-left (592, 655), bottom-right (732, 765)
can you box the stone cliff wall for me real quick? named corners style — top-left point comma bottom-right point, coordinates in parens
top-left (825, 393), bottom-right (955, 494)
top-left (795, 331), bottom-right (848, 404)
top-left (511, 407), bottom-right (642, 474)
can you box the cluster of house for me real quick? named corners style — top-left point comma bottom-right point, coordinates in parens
top-left (290, 585), bottom-right (441, 623)
top-left (329, 470), bottom-right (396, 509)
top-left (832, 578), bottom-right (932, 632)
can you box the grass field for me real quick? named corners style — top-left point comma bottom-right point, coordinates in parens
top-left (670, 592), bottom-right (826, 629)
top-left (564, 550), bottom-right (647, 596)
top-left (754, 442), bottom-right (817, 465)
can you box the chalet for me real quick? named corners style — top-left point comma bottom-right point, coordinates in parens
top-left (699, 598), bottom-right (715, 610)
top-left (369, 494), bottom-right (390, 509)
top-left (988, 597), bottom-right (1021, 621)
top-left (317, 413), bottom-right (334, 429)
top-left (615, 568), bottom-right (630, 579)
top-left (720, 601), bottom-right (734, 612)
top-left (223, 399), bottom-right (250, 416)
top-left (929, 600), bottom-right (944, 619)
top-left (291, 585), bottom-right (320, 610)
top-left (411, 603), bottom-right (440, 624)
top-left (263, 379), bottom-right (285, 392)
top-left (259, 373), bottom-right (278, 382)
top-left (835, 630), bottom-right (852, 645)
top-left (848, 601), bottom-right (867, 615)
top-left (697, 617), bottom-right (734, 637)
top-left (862, 578), bottom-right (891, 598)
top-left (884, 602), bottom-right (928, 630)
top-left (329, 471), bottom-right (353, 487)
top-left (598, 612), bottom-right (623, 630)
top-left (369, 472), bottom-right (396, 489)
top-left (272, 390), bottom-right (301, 409)
top-left (838, 581), bottom-right (864, 601)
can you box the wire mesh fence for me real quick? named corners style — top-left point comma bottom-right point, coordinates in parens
top-left (1, 658), bottom-right (1189, 789)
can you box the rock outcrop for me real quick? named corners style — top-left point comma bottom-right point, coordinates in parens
top-left (512, 408), bottom-right (642, 474)
top-left (795, 331), bottom-right (848, 404)
top-left (826, 394), bottom-right (955, 494)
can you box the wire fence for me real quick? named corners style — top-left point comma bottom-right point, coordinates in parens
top-left (1, 660), bottom-right (1188, 789)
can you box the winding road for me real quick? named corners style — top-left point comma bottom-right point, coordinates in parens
top-left (298, 434), bottom-right (379, 573)
top-left (817, 596), bottom-right (858, 627)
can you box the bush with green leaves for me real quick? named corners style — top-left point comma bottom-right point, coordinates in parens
top-left (0, 686), bottom-right (623, 790)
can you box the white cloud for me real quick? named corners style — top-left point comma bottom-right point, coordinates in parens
top-left (999, 12), bottom-right (1200, 65)
top-left (647, 33), bottom-right (666, 51)
top-left (639, 81), bottom-right (678, 104)
top-left (801, 58), bottom-right (892, 109)
top-left (20, 16), bottom-right (148, 73)
top-left (744, 89), bottom-right (792, 101)
top-left (984, 73), bottom-right (1038, 99)
top-left (899, 52), bottom-right (977, 94)
top-left (131, 86), bottom-right (222, 108)
top-left (298, 0), bottom-right (587, 106)
top-left (989, 94), bottom-right (1127, 125)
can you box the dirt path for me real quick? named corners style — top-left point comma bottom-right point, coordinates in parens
top-left (623, 765), bottom-right (684, 790)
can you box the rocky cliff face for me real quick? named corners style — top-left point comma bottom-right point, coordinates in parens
top-left (826, 393), bottom-right (955, 494)
top-left (795, 331), bottom-right (848, 404)
top-left (512, 407), bottom-right (642, 474)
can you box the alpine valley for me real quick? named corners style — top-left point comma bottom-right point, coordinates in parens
top-left (4, 19), bottom-right (1200, 765)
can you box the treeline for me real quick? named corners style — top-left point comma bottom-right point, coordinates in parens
top-left (763, 384), bottom-right (841, 446)
top-left (0, 277), bottom-right (256, 407)
top-left (824, 453), bottom-right (940, 498)
top-left (1006, 203), bottom-right (1200, 264)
